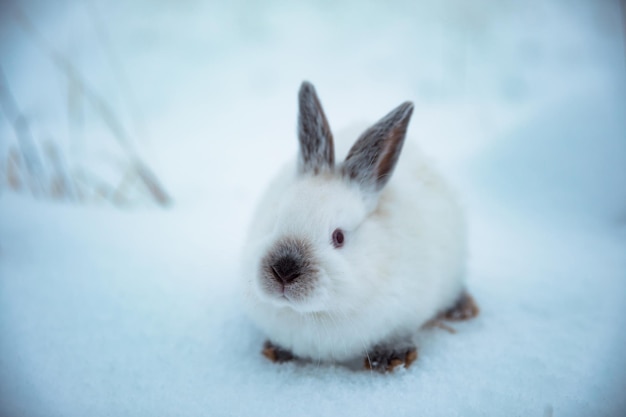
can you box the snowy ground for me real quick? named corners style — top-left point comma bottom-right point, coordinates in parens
top-left (1, 0), bottom-right (626, 416)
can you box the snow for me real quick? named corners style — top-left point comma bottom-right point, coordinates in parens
top-left (1, 0), bottom-right (626, 416)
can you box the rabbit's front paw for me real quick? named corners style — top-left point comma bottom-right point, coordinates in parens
top-left (364, 344), bottom-right (417, 372)
top-left (262, 340), bottom-right (295, 363)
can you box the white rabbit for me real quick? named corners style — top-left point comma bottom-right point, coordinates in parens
top-left (241, 81), bottom-right (478, 371)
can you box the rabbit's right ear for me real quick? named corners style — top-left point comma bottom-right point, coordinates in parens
top-left (341, 101), bottom-right (414, 196)
top-left (297, 81), bottom-right (335, 175)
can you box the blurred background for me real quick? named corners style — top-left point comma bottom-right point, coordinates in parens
top-left (1, 0), bottom-right (625, 416)
top-left (2, 0), bottom-right (624, 221)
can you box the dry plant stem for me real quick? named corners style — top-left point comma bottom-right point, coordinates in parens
top-left (134, 162), bottom-right (172, 206)
top-left (44, 140), bottom-right (75, 200)
top-left (8, 4), bottom-right (172, 207)
top-left (422, 319), bottom-right (457, 334)
top-left (6, 148), bottom-right (23, 191)
top-left (0, 69), bottom-right (45, 196)
top-left (9, 4), bottom-right (134, 153)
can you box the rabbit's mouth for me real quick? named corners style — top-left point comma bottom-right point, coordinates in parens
top-left (260, 278), bottom-right (328, 313)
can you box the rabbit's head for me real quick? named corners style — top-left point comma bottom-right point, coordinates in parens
top-left (250, 81), bottom-right (414, 314)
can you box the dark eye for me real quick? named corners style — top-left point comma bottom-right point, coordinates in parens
top-left (332, 228), bottom-right (345, 248)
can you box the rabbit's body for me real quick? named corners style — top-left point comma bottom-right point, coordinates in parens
top-left (241, 82), bottom-right (475, 370)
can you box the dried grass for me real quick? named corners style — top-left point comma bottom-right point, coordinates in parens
top-left (0, 3), bottom-right (172, 208)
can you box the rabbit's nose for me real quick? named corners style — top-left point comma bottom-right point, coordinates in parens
top-left (270, 256), bottom-right (302, 284)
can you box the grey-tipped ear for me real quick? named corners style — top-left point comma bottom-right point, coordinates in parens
top-left (297, 81), bottom-right (335, 175)
top-left (341, 101), bottom-right (414, 193)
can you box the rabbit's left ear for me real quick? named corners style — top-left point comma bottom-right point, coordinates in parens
top-left (341, 101), bottom-right (414, 194)
top-left (297, 81), bottom-right (335, 175)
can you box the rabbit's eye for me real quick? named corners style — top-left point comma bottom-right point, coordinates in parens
top-left (332, 228), bottom-right (345, 249)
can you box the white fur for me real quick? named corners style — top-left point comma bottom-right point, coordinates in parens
top-left (241, 132), bottom-right (467, 363)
